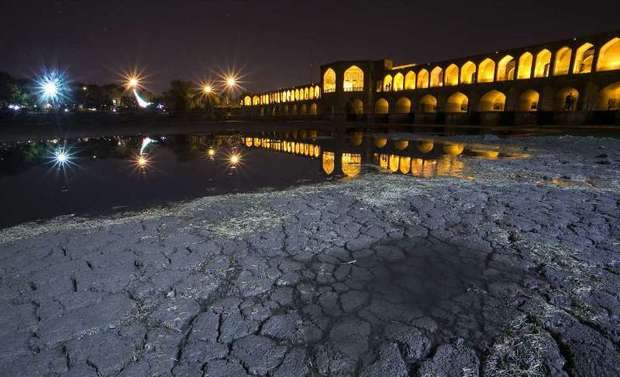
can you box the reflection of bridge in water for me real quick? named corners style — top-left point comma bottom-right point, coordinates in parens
top-left (243, 130), bottom-right (527, 178)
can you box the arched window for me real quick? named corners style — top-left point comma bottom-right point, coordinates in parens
top-left (375, 98), bottom-right (389, 114)
top-left (323, 68), bottom-right (336, 93)
top-left (404, 71), bottom-right (416, 90)
top-left (294, 89), bottom-right (300, 101)
top-left (444, 64), bottom-right (459, 86)
top-left (517, 52), bottom-right (533, 79)
top-left (252, 96), bottom-right (260, 105)
top-left (460, 61), bottom-right (477, 84)
top-left (304, 87), bottom-right (309, 99)
top-left (315, 86), bottom-right (321, 98)
top-left (534, 49), bottom-right (552, 78)
top-left (417, 69), bottom-right (429, 88)
top-left (477, 58), bottom-right (495, 83)
top-left (383, 75), bottom-right (393, 91)
top-left (244, 96), bottom-right (251, 106)
top-left (597, 37), bottom-right (620, 71)
top-left (518, 90), bottom-right (540, 112)
top-left (596, 82), bottom-right (620, 110)
top-left (497, 55), bottom-right (515, 81)
top-left (555, 88), bottom-right (579, 111)
top-left (479, 90), bottom-right (506, 111)
top-left (553, 47), bottom-right (572, 76)
top-left (343, 65), bottom-right (364, 92)
top-left (419, 95), bottom-right (437, 112)
top-left (430, 67), bottom-right (443, 87)
top-left (394, 97), bottom-right (412, 114)
top-left (446, 92), bottom-right (469, 112)
top-left (573, 43), bottom-right (595, 74)
top-left (393, 73), bottom-right (404, 91)
top-left (308, 87), bottom-right (314, 99)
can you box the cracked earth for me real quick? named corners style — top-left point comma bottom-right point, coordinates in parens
top-left (1, 135), bottom-right (620, 377)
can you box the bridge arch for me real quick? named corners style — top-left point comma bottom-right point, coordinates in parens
top-left (479, 90), bottom-right (506, 111)
top-left (395, 97), bottom-right (412, 114)
top-left (553, 47), bottom-right (572, 76)
top-left (375, 98), bottom-right (389, 114)
top-left (478, 58), bottom-right (495, 83)
top-left (393, 72), bottom-right (404, 91)
top-left (555, 87), bottom-right (579, 111)
top-left (446, 92), bottom-right (469, 112)
top-left (460, 61), bottom-right (477, 84)
top-left (597, 82), bottom-right (620, 110)
top-left (597, 37), bottom-right (620, 71)
top-left (518, 90), bottom-right (540, 112)
top-left (417, 69), bottom-right (429, 88)
top-left (497, 55), bottom-right (515, 81)
top-left (343, 65), bottom-right (364, 92)
top-left (573, 43), bottom-right (595, 74)
top-left (419, 94), bottom-right (437, 112)
top-left (405, 71), bottom-right (416, 90)
top-left (383, 74), bottom-right (393, 91)
top-left (430, 66), bottom-right (444, 87)
top-left (323, 68), bottom-right (336, 93)
top-left (534, 49), bottom-right (552, 78)
top-left (445, 64), bottom-right (459, 86)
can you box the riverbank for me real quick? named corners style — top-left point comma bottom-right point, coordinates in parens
top-left (1, 135), bottom-right (619, 376)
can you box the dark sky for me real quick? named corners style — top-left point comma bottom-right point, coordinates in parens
top-left (1, 0), bottom-right (618, 93)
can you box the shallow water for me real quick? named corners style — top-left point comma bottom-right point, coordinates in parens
top-left (0, 129), bottom-right (520, 228)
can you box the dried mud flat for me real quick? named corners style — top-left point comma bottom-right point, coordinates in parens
top-left (1, 135), bottom-right (619, 377)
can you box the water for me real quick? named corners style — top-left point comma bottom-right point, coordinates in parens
top-left (0, 129), bottom-right (522, 228)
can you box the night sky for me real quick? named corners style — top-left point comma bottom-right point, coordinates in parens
top-left (1, 0), bottom-right (619, 93)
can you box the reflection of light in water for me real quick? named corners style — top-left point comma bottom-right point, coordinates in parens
top-left (394, 140), bottom-right (409, 150)
top-left (399, 156), bottom-right (411, 174)
top-left (388, 155), bottom-right (399, 172)
top-left (374, 137), bottom-right (388, 148)
top-left (379, 154), bottom-right (389, 169)
top-left (133, 89), bottom-right (151, 108)
top-left (140, 137), bottom-right (156, 155)
top-left (416, 140), bottom-right (434, 153)
top-left (411, 158), bottom-right (423, 176)
top-left (470, 149), bottom-right (499, 159)
top-left (322, 152), bottom-right (335, 175)
top-left (132, 154), bottom-right (151, 172)
top-left (313, 145), bottom-right (321, 158)
top-left (49, 146), bottom-right (76, 170)
top-left (443, 143), bottom-right (465, 156)
top-left (342, 153), bottom-right (362, 177)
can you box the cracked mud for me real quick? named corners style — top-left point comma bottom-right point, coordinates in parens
top-left (1, 135), bottom-right (620, 377)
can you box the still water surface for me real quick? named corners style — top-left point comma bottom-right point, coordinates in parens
top-left (0, 129), bottom-right (523, 228)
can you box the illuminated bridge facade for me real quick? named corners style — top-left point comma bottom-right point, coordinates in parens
top-left (240, 30), bottom-right (620, 125)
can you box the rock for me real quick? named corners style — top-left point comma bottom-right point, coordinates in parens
top-left (232, 335), bottom-right (287, 375)
top-left (417, 341), bottom-right (480, 377)
top-left (361, 343), bottom-right (408, 377)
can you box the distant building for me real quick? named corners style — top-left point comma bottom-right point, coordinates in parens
top-left (240, 30), bottom-right (620, 125)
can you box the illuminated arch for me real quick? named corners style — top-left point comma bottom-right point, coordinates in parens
top-left (445, 92), bottom-right (469, 112)
top-left (517, 52), bottom-right (533, 79)
top-left (348, 98), bottom-right (364, 115)
top-left (244, 96), bottom-right (252, 106)
top-left (477, 58), bottom-right (495, 83)
top-left (417, 69), bottom-right (429, 88)
top-left (375, 98), bottom-right (389, 114)
top-left (597, 37), bottom-right (620, 71)
top-left (460, 61), bottom-right (477, 84)
top-left (322, 152), bottom-right (335, 175)
top-left (252, 95), bottom-right (260, 105)
top-left (419, 94), bottom-right (437, 113)
top-left (388, 155), bottom-right (399, 172)
top-left (404, 71), bottom-right (416, 90)
top-left (479, 90), bottom-right (506, 111)
top-left (395, 97), bottom-right (412, 114)
top-left (534, 49), bottom-right (552, 78)
top-left (430, 66), bottom-right (444, 87)
top-left (573, 43), bottom-right (595, 74)
top-left (383, 74), bottom-right (393, 91)
top-left (342, 153), bottom-right (361, 177)
top-left (304, 87), bottom-right (309, 99)
top-left (323, 68), bottom-right (336, 93)
top-left (555, 87), bottom-right (579, 111)
top-left (553, 47), bottom-right (572, 76)
top-left (518, 90), bottom-right (540, 112)
top-left (300, 104), bottom-right (307, 115)
top-left (597, 82), bottom-right (620, 110)
top-left (343, 65), bottom-right (364, 92)
top-left (445, 64), bottom-right (459, 86)
top-left (393, 72), bottom-right (404, 91)
top-left (497, 55), bottom-right (515, 81)
top-left (310, 102), bottom-right (318, 115)
top-left (294, 89), bottom-right (300, 101)
top-left (315, 86), bottom-right (320, 98)
top-left (308, 87), bottom-right (315, 99)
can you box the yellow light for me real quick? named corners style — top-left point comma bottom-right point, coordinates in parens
top-left (128, 77), bottom-right (139, 89)
top-left (207, 148), bottom-right (216, 158)
top-left (229, 153), bottom-right (240, 165)
top-left (226, 76), bottom-right (237, 88)
top-left (203, 84), bottom-right (213, 94)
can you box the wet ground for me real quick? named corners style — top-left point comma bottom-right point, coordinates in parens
top-left (1, 130), bottom-right (620, 377)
